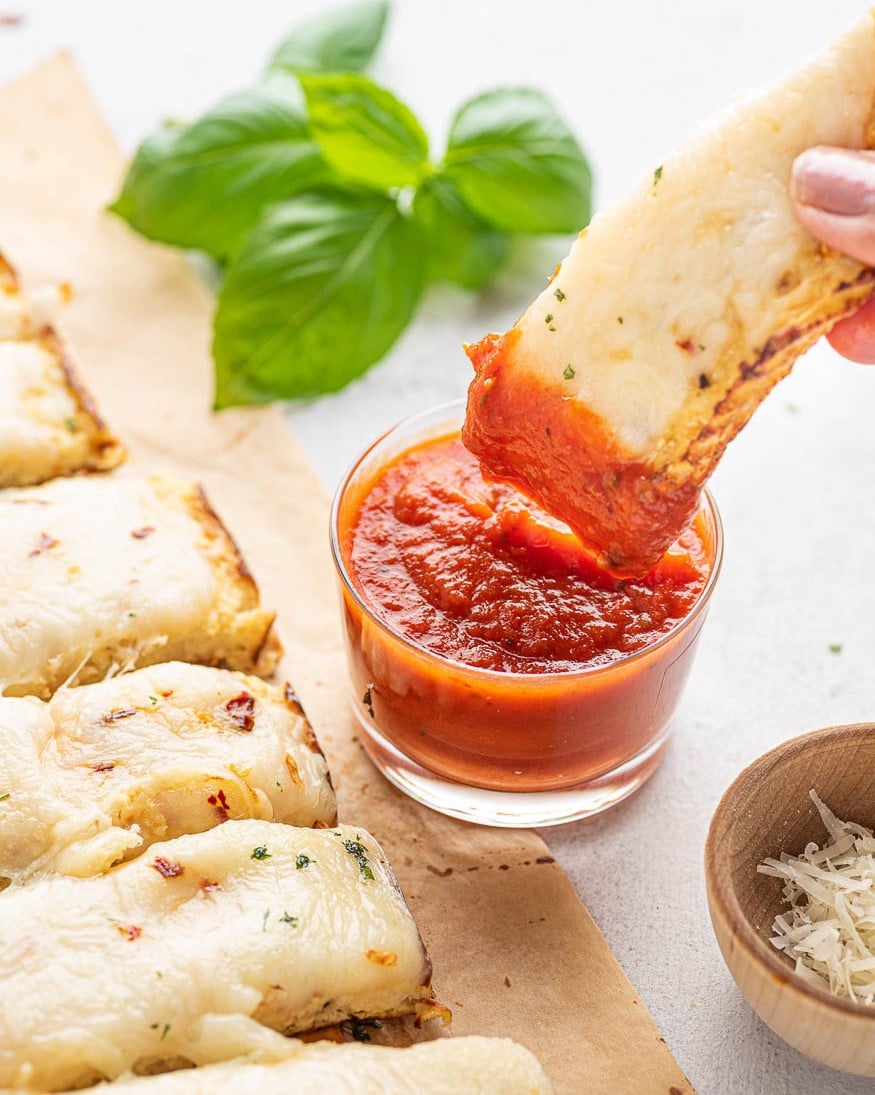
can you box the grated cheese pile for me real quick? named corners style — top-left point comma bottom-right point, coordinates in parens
top-left (758, 790), bottom-right (875, 1004)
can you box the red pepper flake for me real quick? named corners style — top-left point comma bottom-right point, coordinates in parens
top-left (116, 923), bottom-right (142, 942)
top-left (29, 532), bottom-right (58, 557)
top-left (207, 789), bottom-right (230, 815)
top-left (131, 527), bottom-right (155, 539)
top-left (0, 13), bottom-right (23, 27)
top-left (152, 857), bottom-right (184, 879)
top-left (675, 338), bottom-right (696, 354)
top-left (225, 693), bottom-right (255, 732)
top-left (91, 762), bottom-right (115, 773)
top-left (102, 708), bottom-right (137, 722)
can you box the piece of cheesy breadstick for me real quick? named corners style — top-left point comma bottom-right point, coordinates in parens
top-left (0, 821), bottom-right (440, 1091)
top-left (0, 255), bottom-right (123, 487)
top-left (463, 14), bottom-right (875, 575)
top-left (0, 662), bottom-right (335, 885)
top-left (0, 473), bottom-right (280, 697)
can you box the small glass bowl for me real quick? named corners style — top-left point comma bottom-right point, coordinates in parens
top-left (329, 401), bottom-right (723, 828)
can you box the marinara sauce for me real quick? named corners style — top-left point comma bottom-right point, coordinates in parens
top-left (335, 427), bottom-right (719, 793)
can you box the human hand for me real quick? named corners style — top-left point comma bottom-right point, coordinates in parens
top-left (792, 146), bottom-right (875, 363)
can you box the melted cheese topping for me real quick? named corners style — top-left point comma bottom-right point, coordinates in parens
top-left (759, 791), bottom-right (875, 1004)
top-left (0, 662), bottom-right (336, 884)
top-left (515, 14), bottom-right (875, 456)
top-left (70, 1037), bottom-right (553, 1095)
top-left (0, 474), bottom-right (278, 698)
top-left (0, 821), bottom-right (433, 1090)
top-left (0, 341), bottom-right (82, 465)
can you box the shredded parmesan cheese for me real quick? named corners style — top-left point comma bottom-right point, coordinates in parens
top-left (758, 790), bottom-right (875, 1004)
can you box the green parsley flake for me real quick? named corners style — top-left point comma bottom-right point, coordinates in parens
top-left (342, 1018), bottom-right (383, 1042)
top-left (0, 793), bottom-right (9, 803)
top-left (617, 316), bottom-right (624, 325)
top-left (563, 364), bottom-right (575, 380)
top-left (148, 695), bottom-right (158, 705)
top-left (161, 1023), bottom-right (170, 1041)
top-left (343, 838), bottom-right (375, 881)
top-left (554, 288), bottom-right (566, 302)
top-left (653, 165), bottom-right (663, 186)
top-left (296, 854), bottom-right (313, 870)
top-left (251, 845), bottom-right (272, 861)
top-left (279, 912), bottom-right (299, 926)
top-left (544, 313), bottom-right (553, 324)
top-left (828, 642), bottom-right (843, 654)
top-left (64, 417), bottom-right (79, 433)
top-left (261, 908), bottom-right (271, 932)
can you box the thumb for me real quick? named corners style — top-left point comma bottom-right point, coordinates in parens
top-left (791, 146), bottom-right (875, 267)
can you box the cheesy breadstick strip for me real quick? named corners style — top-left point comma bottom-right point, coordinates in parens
top-left (0, 255), bottom-right (123, 486)
top-left (0, 473), bottom-right (280, 698)
top-left (0, 821), bottom-right (440, 1091)
top-left (0, 662), bottom-right (335, 885)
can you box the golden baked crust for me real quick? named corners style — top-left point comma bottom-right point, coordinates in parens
top-left (0, 254), bottom-right (124, 486)
top-left (464, 14), bottom-right (875, 574)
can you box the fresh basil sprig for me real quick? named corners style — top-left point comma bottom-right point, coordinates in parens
top-left (110, 1), bottom-right (592, 408)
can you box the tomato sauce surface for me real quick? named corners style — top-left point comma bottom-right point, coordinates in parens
top-left (348, 434), bottom-right (710, 674)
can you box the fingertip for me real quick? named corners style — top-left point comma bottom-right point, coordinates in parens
top-left (826, 298), bottom-right (875, 364)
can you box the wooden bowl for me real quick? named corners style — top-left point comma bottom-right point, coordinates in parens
top-left (705, 723), bottom-right (875, 1074)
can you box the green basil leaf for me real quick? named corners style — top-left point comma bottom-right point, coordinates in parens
top-left (109, 78), bottom-right (327, 259)
top-left (412, 175), bottom-right (508, 289)
top-left (268, 0), bottom-right (388, 75)
top-left (300, 73), bottom-right (429, 191)
top-left (213, 190), bottom-right (425, 406)
top-left (443, 88), bottom-right (591, 235)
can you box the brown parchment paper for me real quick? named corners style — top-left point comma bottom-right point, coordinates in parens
top-left (0, 55), bottom-right (694, 1095)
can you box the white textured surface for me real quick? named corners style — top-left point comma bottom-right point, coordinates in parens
top-left (1, 3), bottom-right (873, 1091)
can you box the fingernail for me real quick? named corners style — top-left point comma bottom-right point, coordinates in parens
top-left (792, 148), bottom-right (875, 215)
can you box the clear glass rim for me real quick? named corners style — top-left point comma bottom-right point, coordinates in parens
top-left (329, 398), bottom-right (725, 685)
